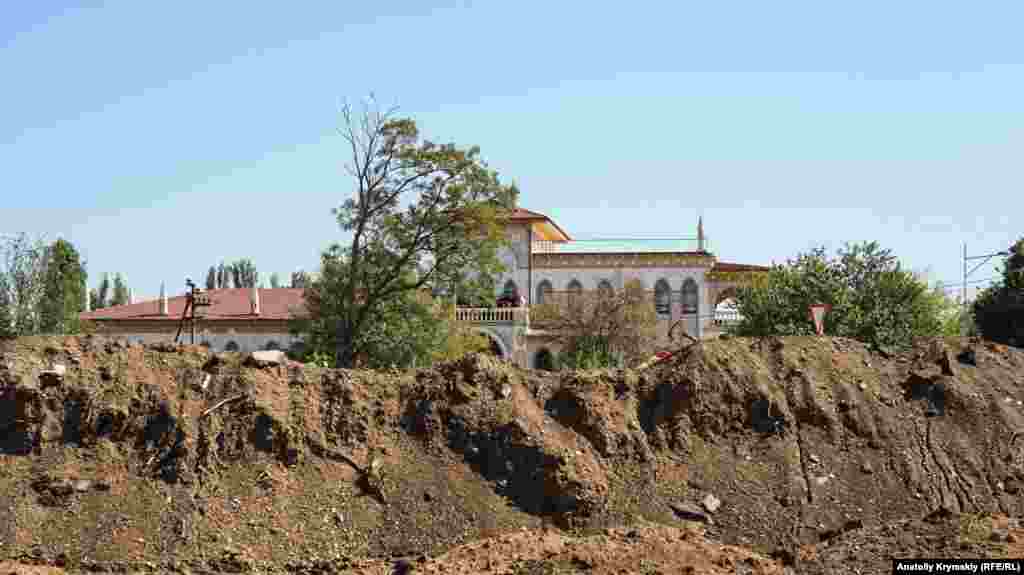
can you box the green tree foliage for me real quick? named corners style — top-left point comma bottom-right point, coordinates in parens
top-left (269, 272), bottom-right (281, 289)
top-left (111, 273), bottom-right (130, 306)
top-left (0, 276), bottom-right (14, 339)
top-left (94, 272), bottom-right (111, 309)
top-left (216, 262), bottom-right (229, 289)
top-left (291, 250), bottom-right (490, 368)
top-left (730, 241), bottom-right (943, 351)
top-left (294, 96), bottom-right (517, 368)
top-left (972, 238), bottom-right (1024, 347)
top-left (290, 271), bottom-right (310, 289)
top-left (39, 238), bottom-right (88, 335)
top-left (0, 233), bottom-right (49, 337)
top-left (229, 258), bottom-right (259, 288)
top-left (205, 266), bottom-right (217, 290)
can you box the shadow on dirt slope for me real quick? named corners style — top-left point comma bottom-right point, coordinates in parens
top-left (1, 334), bottom-right (1024, 574)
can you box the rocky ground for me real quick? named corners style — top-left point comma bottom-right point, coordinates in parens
top-left (2, 334), bottom-right (1024, 574)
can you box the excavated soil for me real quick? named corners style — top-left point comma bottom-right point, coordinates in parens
top-left (1, 334), bottom-right (1024, 574)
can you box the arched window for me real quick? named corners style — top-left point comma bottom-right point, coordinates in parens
top-left (597, 279), bottom-right (614, 298)
top-left (654, 279), bottom-right (671, 316)
top-left (502, 279), bottom-right (519, 300)
top-left (224, 341), bottom-right (240, 352)
top-left (536, 280), bottom-right (553, 305)
top-left (681, 278), bottom-right (698, 315)
top-left (567, 279), bottom-right (583, 308)
top-left (264, 341), bottom-right (281, 351)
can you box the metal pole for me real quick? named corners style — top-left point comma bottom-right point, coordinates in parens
top-left (962, 243), bottom-right (968, 336)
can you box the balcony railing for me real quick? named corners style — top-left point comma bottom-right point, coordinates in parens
top-left (454, 307), bottom-right (530, 324)
top-left (452, 304), bottom-right (739, 328)
top-left (532, 237), bottom-right (709, 254)
top-left (713, 309), bottom-right (741, 326)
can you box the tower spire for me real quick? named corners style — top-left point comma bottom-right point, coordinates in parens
top-left (159, 282), bottom-right (168, 316)
top-left (697, 216), bottom-right (705, 252)
top-left (250, 285), bottom-right (261, 315)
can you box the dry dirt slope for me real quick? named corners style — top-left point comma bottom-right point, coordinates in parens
top-left (1, 334), bottom-right (1023, 574)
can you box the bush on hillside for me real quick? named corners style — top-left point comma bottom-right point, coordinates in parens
top-left (973, 238), bottom-right (1024, 347)
top-left (729, 241), bottom-right (949, 352)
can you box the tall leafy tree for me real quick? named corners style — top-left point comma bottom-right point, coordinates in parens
top-left (229, 258), bottom-right (259, 288)
top-left (0, 233), bottom-right (49, 337)
top-left (973, 238), bottom-right (1024, 347)
top-left (293, 95), bottom-right (517, 368)
top-left (111, 273), bottom-right (130, 306)
top-left (730, 241), bottom-right (943, 352)
top-left (290, 270), bottom-right (310, 289)
top-left (216, 262), bottom-right (229, 289)
top-left (0, 274), bottom-right (14, 339)
top-left (39, 238), bottom-right (88, 335)
top-left (205, 266), bottom-right (217, 289)
top-left (269, 272), bottom-right (281, 289)
top-left (95, 272), bottom-right (111, 309)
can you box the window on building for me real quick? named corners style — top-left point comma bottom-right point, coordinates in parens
top-left (682, 278), bottom-right (698, 315)
top-left (536, 280), bottom-right (553, 305)
top-left (224, 341), bottom-right (240, 352)
top-left (597, 279), bottom-right (614, 298)
top-left (654, 279), bottom-right (671, 316)
top-left (567, 279), bottom-right (583, 308)
top-left (502, 279), bottom-right (518, 299)
top-left (264, 341), bottom-right (281, 351)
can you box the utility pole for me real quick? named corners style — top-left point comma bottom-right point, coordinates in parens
top-left (961, 242), bottom-right (1014, 336)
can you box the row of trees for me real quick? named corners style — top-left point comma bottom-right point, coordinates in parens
top-left (0, 234), bottom-right (90, 338)
top-left (203, 260), bottom-right (313, 290)
top-left (205, 259), bottom-right (259, 289)
top-left (90, 272), bottom-right (131, 310)
top-left (726, 240), bottom-right (1023, 354)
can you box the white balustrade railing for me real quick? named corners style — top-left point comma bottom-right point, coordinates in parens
top-left (713, 309), bottom-right (741, 325)
top-left (454, 307), bottom-right (530, 324)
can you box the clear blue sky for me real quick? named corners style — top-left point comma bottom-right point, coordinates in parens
top-left (3, 1), bottom-right (1021, 301)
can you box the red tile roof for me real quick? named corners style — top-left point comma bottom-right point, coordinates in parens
top-left (79, 288), bottom-right (307, 321)
top-left (504, 207), bottom-right (573, 241)
top-left (506, 207), bottom-right (550, 220)
top-left (712, 262), bottom-right (772, 272)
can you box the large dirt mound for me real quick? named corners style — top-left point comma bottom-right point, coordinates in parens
top-left (1, 334), bottom-right (1023, 573)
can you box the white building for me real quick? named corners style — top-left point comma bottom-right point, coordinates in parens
top-left (454, 207), bottom-right (769, 369)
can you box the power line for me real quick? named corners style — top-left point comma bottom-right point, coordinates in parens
top-left (936, 276), bottom-right (999, 291)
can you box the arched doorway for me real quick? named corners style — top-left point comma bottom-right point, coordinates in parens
top-left (534, 348), bottom-right (555, 371)
top-left (474, 327), bottom-right (509, 359)
top-left (488, 337), bottom-right (503, 357)
top-left (681, 278), bottom-right (700, 338)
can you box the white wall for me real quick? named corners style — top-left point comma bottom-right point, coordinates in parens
top-left (494, 223), bottom-right (531, 300)
top-left (114, 330), bottom-right (301, 354)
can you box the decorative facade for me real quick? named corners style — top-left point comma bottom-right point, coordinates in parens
top-left (476, 208), bottom-right (769, 369)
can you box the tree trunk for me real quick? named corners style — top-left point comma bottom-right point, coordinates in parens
top-left (335, 319), bottom-right (356, 368)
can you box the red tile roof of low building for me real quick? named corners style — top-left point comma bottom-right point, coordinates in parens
top-left (79, 288), bottom-right (307, 321)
